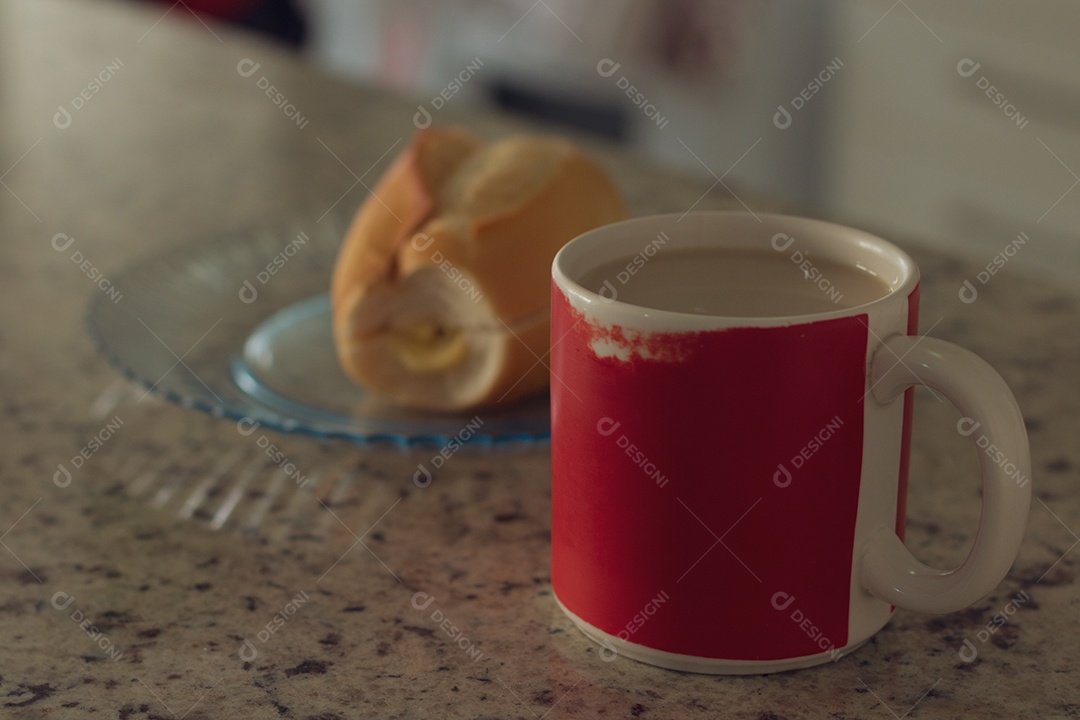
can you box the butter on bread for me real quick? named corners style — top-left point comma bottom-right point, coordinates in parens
top-left (330, 127), bottom-right (626, 412)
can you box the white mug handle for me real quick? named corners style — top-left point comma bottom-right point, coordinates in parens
top-left (861, 335), bottom-right (1031, 614)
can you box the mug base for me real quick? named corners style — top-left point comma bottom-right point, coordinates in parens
top-left (556, 595), bottom-right (866, 675)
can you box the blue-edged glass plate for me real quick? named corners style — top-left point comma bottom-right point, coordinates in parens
top-left (86, 223), bottom-right (550, 447)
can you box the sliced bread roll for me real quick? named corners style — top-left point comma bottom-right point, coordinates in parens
top-left (330, 127), bottom-right (626, 412)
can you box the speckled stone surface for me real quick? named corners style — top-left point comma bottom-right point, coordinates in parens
top-left (1, 1), bottom-right (1079, 718)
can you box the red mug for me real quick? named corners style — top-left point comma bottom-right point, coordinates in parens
top-left (550, 212), bottom-right (1031, 674)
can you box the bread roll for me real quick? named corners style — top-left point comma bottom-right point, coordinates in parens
top-left (330, 127), bottom-right (626, 412)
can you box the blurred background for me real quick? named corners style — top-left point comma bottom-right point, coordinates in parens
top-left (100, 0), bottom-right (1080, 284)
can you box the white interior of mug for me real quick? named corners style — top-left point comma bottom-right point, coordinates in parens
top-left (553, 212), bottom-right (920, 331)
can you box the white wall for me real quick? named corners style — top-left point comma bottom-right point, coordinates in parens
top-left (823, 0), bottom-right (1080, 286)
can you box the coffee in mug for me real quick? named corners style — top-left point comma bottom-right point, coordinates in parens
top-left (577, 246), bottom-right (892, 317)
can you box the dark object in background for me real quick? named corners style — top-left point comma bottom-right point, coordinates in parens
top-left (139, 0), bottom-right (307, 48)
top-left (490, 79), bottom-right (629, 142)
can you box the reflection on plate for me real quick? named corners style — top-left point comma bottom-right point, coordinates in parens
top-left (86, 223), bottom-right (550, 447)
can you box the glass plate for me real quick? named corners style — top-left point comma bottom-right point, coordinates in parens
top-left (86, 223), bottom-right (550, 447)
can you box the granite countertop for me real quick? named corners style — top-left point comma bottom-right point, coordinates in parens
top-left (2, 0), bottom-right (1078, 717)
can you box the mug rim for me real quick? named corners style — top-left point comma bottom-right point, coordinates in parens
top-left (552, 211), bottom-right (920, 330)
